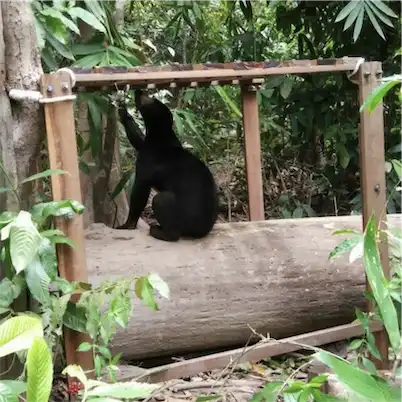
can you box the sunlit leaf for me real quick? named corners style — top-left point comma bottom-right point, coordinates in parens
top-left (0, 315), bottom-right (43, 358)
top-left (360, 76), bottom-right (401, 113)
top-left (148, 273), bottom-right (170, 299)
top-left (26, 337), bottom-right (53, 402)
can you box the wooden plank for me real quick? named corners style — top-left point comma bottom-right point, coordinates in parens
top-left (241, 84), bottom-right (264, 221)
top-left (72, 58), bottom-right (360, 75)
top-left (138, 322), bottom-right (383, 383)
top-left (358, 61), bottom-right (389, 369)
top-left (72, 63), bottom-right (361, 88)
top-left (40, 72), bottom-right (94, 378)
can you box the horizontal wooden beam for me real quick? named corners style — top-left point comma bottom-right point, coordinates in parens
top-left (137, 321), bottom-right (383, 383)
top-left (71, 58), bottom-right (363, 89)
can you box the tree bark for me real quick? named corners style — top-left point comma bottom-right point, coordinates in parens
top-left (0, 1), bottom-right (43, 209)
top-left (84, 214), bottom-right (401, 361)
top-left (0, 0), bottom-right (43, 377)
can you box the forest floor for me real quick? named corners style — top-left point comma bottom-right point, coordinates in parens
top-left (51, 340), bottom-right (356, 401)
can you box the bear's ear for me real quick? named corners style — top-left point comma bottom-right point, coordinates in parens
top-left (135, 90), bottom-right (154, 107)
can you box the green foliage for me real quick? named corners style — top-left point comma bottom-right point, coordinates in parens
top-left (0, 314), bottom-right (159, 402)
top-left (0, 167), bottom-right (170, 398)
top-left (30, 0), bottom-right (401, 220)
top-left (73, 274), bottom-right (169, 381)
top-left (335, 0), bottom-right (398, 42)
top-left (26, 337), bottom-right (53, 402)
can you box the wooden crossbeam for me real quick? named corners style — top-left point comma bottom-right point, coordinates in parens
top-left (70, 58), bottom-right (362, 89)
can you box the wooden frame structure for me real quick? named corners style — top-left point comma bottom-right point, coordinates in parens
top-left (38, 58), bottom-right (390, 379)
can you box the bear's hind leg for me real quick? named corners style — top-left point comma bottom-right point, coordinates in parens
top-left (150, 192), bottom-right (181, 242)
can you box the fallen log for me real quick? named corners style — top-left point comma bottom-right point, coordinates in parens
top-left (85, 214), bottom-right (401, 361)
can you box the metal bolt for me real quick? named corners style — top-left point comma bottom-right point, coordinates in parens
top-left (364, 71), bottom-right (371, 77)
top-left (374, 184), bottom-right (380, 193)
top-left (61, 82), bottom-right (69, 92)
top-left (46, 85), bottom-right (54, 94)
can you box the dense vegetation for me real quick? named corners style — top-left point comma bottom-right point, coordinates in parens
top-left (34, 0), bottom-right (401, 223)
top-left (0, 1), bottom-right (400, 401)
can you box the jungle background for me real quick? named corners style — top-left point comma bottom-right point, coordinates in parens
top-left (12, 0), bottom-right (402, 227)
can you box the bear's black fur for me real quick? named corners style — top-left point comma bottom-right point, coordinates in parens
top-left (116, 90), bottom-right (219, 242)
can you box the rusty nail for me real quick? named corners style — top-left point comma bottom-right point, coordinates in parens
top-left (374, 184), bottom-right (380, 193)
top-left (61, 82), bottom-right (69, 92)
top-left (364, 72), bottom-right (370, 78)
top-left (375, 70), bottom-right (383, 78)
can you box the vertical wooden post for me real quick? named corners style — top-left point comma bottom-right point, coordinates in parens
top-left (240, 84), bottom-right (265, 221)
top-left (40, 71), bottom-right (94, 377)
top-left (358, 61), bottom-right (389, 369)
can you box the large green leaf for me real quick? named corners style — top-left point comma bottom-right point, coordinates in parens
top-left (68, 7), bottom-right (106, 33)
top-left (25, 258), bottom-right (51, 306)
top-left (9, 211), bottom-right (42, 274)
top-left (314, 351), bottom-right (391, 401)
top-left (363, 216), bottom-right (401, 353)
top-left (0, 315), bottom-right (43, 357)
top-left (26, 337), bottom-right (53, 402)
top-left (360, 77), bottom-right (401, 113)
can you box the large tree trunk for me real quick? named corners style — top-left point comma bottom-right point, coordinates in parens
top-left (0, 0), bottom-right (43, 377)
top-left (0, 1), bottom-right (43, 209)
top-left (84, 214), bottom-right (401, 361)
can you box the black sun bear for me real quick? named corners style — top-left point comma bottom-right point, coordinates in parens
top-left (116, 90), bottom-right (219, 242)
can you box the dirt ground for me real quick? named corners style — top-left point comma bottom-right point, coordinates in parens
top-left (50, 341), bottom-right (354, 401)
